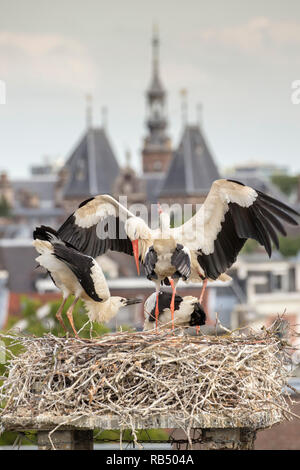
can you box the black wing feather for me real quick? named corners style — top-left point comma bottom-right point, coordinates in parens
top-left (189, 303), bottom-right (206, 327)
top-left (57, 213), bottom-right (133, 258)
top-left (255, 207), bottom-right (280, 249)
top-left (148, 292), bottom-right (183, 322)
top-left (197, 187), bottom-right (299, 280)
top-left (53, 244), bottom-right (103, 302)
top-left (255, 203), bottom-right (287, 236)
top-left (256, 190), bottom-right (300, 216)
top-left (171, 244), bottom-right (191, 280)
top-left (144, 246), bottom-right (158, 280)
top-left (255, 198), bottom-right (299, 226)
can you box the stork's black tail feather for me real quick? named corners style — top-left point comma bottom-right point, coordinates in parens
top-left (189, 302), bottom-right (206, 326)
top-left (33, 225), bottom-right (77, 250)
top-left (33, 225), bottom-right (59, 242)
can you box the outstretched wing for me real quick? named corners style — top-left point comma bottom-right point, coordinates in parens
top-left (57, 194), bottom-right (136, 259)
top-left (172, 179), bottom-right (299, 280)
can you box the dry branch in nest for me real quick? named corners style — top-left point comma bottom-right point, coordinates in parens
top-left (0, 318), bottom-right (298, 447)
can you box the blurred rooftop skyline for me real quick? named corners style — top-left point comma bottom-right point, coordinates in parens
top-left (1, 0), bottom-right (300, 177)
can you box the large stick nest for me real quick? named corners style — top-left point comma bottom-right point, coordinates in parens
top-left (0, 319), bottom-right (297, 444)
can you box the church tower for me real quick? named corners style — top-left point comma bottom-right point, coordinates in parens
top-left (142, 26), bottom-right (172, 174)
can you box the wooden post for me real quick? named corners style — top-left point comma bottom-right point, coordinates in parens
top-left (172, 428), bottom-right (257, 450)
top-left (37, 430), bottom-right (94, 450)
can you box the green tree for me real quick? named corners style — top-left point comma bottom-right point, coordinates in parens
top-left (0, 196), bottom-right (11, 217)
top-left (271, 174), bottom-right (299, 197)
top-left (240, 239), bottom-right (259, 254)
top-left (278, 235), bottom-right (300, 258)
top-left (5, 295), bottom-right (111, 338)
top-left (240, 235), bottom-right (300, 258)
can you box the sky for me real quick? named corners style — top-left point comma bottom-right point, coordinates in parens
top-left (1, 0), bottom-right (300, 178)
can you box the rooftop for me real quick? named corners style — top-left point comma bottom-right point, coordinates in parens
top-left (63, 127), bottom-right (120, 199)
top-left (159, 125), bottom-right (220, 197)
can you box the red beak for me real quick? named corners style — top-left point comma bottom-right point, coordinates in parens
top-left (132, 239), bottom-right (140, 275)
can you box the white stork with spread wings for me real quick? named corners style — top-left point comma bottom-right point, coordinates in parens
top-left (55, 179), bottom-right (299, 328)
top-left (57, 195), bottom-right (192, 327)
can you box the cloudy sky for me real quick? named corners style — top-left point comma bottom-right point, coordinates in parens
top-left (1, 0), bottom-right (300, 177)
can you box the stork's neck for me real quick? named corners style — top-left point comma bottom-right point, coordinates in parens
top-left (159, 212), bottom-right (171, 238)
top-left (86, 297), bottom-right (119, 324)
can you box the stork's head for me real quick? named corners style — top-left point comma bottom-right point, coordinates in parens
top-left (84, 297), bottom-right (142, 324)
top-left (125, 217), bottom-right (152, 275)
top-left (109, 296), bottom-right (142, 316)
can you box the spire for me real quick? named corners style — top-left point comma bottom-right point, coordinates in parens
top-left (101, 106), bottom-right (108, 130)
top-left (125, 148), bottom-right (132, 168)
top-left (85, 93), bottom-right (93, 129)
top-left (145, 25), bottom-right (167, 138)
top-left (142, 26), bottom-right (172, 174)
top-left (196, 103), bottom-right (203, 127)
top-left (147, 24), bottom-right (165, 100)
top-left (152, 22), bottom-right (159, 77)
top-left (180, 89), bottom-right (188, 128)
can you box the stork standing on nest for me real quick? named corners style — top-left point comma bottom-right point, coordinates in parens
top-left (33, 226), bottom-right (141, 337)
top-left (54, 179), bottom-right (299, 330)
top-left (55, 196), bottom-right (196, 329)
top-left (142, 204), bottom-right (194, 329)
top-left (55, 195), bottom-right (190, 328)
top-left (143, 291), bottom-right (206, 331)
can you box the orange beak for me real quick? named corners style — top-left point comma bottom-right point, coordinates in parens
top-left (132, 239), bottom-right (140, 275)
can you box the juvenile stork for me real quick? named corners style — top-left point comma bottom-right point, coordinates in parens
top-left (33, 226), bottom-right (141, 337)
top-left (55, 179), bottom-right (299, 328)
top-left (143, 291), bottom-right (206, 331)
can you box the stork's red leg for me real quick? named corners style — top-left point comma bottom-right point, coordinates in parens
top-left (199, 278), bottom-right (208, 304)
top-left (66, 297), bottom-right (79, 338)
top-left (155, 292), bottom-right (159, 329)
top-left (56, 298), bottom-right (68, 332)
top-left (169, 279), bottom-right (176, 332)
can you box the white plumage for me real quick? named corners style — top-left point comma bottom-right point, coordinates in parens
top-left (57, 180), bottom-right (299, 282)
top-left (33, 226), bottom-right (141, 336)
top-left (143, 291), bottom-right (206, 331)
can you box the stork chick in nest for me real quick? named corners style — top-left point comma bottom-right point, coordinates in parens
top-left (143, 291), bottom-right (206, 331)
top-left (33, 226), bottom-right (141, 337)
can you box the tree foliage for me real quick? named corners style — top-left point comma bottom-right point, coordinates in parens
top-left (240, 235), bottom-right (300, 258)
top-left (0, 196), bottom-right (11, 217)
top-left (271, 174), bottom-right (299, 197)
top-left (277, 235), bottom-right (300, 258)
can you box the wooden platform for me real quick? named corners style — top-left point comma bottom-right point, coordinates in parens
top-left (0, 408), bottom-right (284, 431)
top-left (0, 409), bottom-right (284, 450)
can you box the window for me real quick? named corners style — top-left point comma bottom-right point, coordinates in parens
top-left (273, 274), bottom-right (282, 291)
